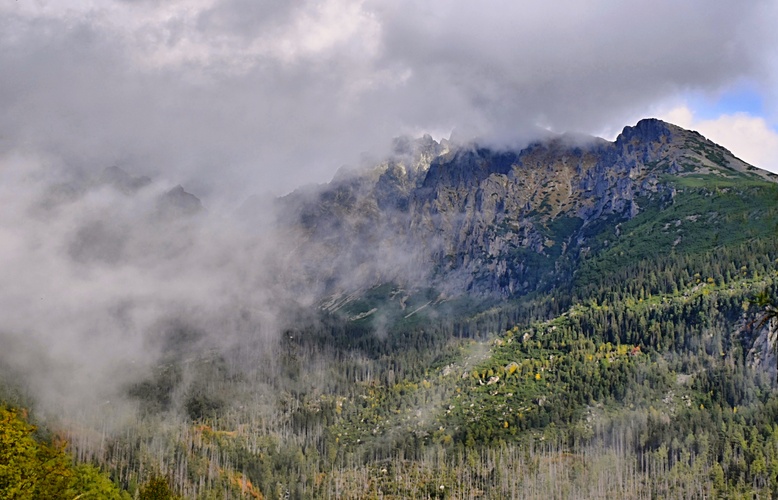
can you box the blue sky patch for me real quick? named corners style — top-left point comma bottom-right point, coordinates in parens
top-left (689, 85), bottom-right (764, 121)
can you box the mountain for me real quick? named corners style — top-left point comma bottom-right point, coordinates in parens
top-left (281, 118), bottom-right (777, 302)
top-left (5, 119), bottom-right (778, 498)
top-left (250, 118), bottom-right (778, 497)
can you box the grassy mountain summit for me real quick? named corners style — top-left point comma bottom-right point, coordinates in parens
top-left (4, 119), bottom-right (778, 498)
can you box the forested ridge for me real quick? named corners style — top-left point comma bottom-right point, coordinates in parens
top-left (4, 132), bottom-right (778, 498)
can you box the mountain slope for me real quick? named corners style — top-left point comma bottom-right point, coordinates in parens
top-left (5, 119), bottom-right (778, 498)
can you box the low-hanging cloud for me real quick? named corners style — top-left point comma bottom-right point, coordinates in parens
top-left (0, 154), bottom-right (311, 418)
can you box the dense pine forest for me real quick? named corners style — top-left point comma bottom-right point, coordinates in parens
top-left (4, 123), bottom-right (778, 498)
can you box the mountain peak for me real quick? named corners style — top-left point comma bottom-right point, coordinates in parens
top-left (157, 185), bottom-right (203, 217)
top-left (616, 118), bottom-right (677, 145)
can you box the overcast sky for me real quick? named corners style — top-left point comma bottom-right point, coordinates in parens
top-left (2, 0), bottom-right (778, 206)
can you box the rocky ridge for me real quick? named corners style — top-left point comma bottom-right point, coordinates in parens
top-left (279, 119), bottom-right (776, 298)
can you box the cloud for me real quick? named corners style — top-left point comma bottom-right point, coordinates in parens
top-left (0, 154), bottom-right (306, 417)
top-left (661, 105), bottom-right (778, 174)
top-left (0, 1), bottom-right (776, 206)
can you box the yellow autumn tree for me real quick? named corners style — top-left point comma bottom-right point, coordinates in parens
top-left (0, 406), bottom-right (129, 499)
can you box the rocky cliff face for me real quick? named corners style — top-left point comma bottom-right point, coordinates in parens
top-left (279, 119), bottom-right (775, 298)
